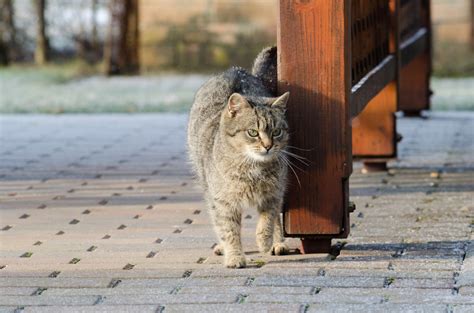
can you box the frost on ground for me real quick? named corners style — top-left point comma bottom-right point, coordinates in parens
top-left (0, 68), bottom-right (209, 114)
top-left (431, 78), bottom-right (474, 111)
top-left (0, 67), bottom-right (472, 113)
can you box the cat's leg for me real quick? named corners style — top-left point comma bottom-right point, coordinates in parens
top-left (272, 213), bottom-right (289, 255)
top-left (205, 195), bottom-right (224, 256)
top-left (210, 200), bottom-right (246, 268)
top-left (256, 200), bottom-right (277, 253)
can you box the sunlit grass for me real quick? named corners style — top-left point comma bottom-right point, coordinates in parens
top-left (0, 61), bottom-right (472, 114)
top-left (0, 62), bottom-right (207, 114)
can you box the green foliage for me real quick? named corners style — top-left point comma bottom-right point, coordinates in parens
top-left (158, 14), bottom-right (274, 72)
top-left (433, 41), bottom-right (474, 77)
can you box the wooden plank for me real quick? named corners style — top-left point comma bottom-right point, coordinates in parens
top-left (278, 0), bottom-right (351, 237)
top-left (352, 83), bottom-right (397, 157)
top-left (400, 28), bottom-right (428, 67)
top-left (351, 55), bottom-right (396, 117)
top-left (399, 0), bottom-right (422, 41)
top-left (352, 0), bottom-right (399, 159)
top-left (351, 27), bottom-right (428, 118)
top-left (399, 54), bottom-right (431, 114)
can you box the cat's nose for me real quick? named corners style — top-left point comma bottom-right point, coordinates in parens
top-left (263, 144), bottom-right (273, 152)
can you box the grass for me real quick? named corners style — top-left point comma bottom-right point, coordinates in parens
top-left (2, 60), bottom-right (102, 84)
top-left (0, 62), bottom-right (207, 114)
top-left (0, 60), bottom-right (473, 114)
top-left (433, 41), bottom-right (474, 77)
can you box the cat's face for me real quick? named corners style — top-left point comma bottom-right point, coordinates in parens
top-left (221, 93), bottom-right (289, 163)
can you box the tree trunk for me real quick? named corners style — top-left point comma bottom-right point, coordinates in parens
top-left (471, 0), bottom-right (474, 52)
top-left (34, 0), bottom-right (48, 65)
top-left (0, 0), bottom-right (15, 65)
top-left (104, 0), bottom-right (140, 75)
top-left (91, 0), bottom-right (99, 61)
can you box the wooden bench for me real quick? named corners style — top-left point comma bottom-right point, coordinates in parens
top-left (277, 0), bottom-right (432, 252)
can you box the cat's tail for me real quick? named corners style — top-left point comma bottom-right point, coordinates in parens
top-left (252, 46), bottom-right (277, 96)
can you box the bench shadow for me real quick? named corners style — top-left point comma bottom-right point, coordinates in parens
top-left (264, 240), bottom-right (469, 264)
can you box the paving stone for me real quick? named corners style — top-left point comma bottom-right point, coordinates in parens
top-left (317, 287), bottom-right (453, 301)
top-left (306, 303), bottom-right (448, 313)
top-left (163, 303), bottom-right (301, 313)
top-left (178, 286), bottom-right (312, 295)
top-left (324, 268), bottom-right (454, 279)
top-left (0, 295), bottom-right (97, 306)
top-left (253, 276), bottom-right (385, 288)
top-left (0, 287), bottom-right (38, 296)
top-left (0, 277), bottom-right (110, 288)
top-left (22, 305), bottom-right (158, 313)
top-left (454, 305), bottom-right (474, 313)
top-left (43, 287), bottom-right (172, 296)
top-left (459, 286), bottom-right (474, 296)
top-left (101, 293), bottom-right (237, 305)
top-left (118, 277), bottom-right (248, 288)
top-left (389, 278), bottom-right (454, 289)
top-left (246, 293), bottom-right (383, 304)
top-left (57, 269), bottom-right (186, 279)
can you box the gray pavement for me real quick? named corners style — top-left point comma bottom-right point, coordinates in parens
top-left (0, 112), bottom-right (473, 312)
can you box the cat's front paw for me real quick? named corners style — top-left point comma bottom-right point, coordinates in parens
top-left (224, 254), bottom-right (247, 268)
top-left (272, 242), bottom-right (289, 255)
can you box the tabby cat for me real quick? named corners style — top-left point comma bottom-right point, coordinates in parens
top-left (187, 47), bottom-right (290, 268)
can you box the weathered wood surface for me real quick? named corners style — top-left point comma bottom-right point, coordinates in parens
top-left (399, 0), bottom-right (431, 114)
top-left (351, 0), bottom-right (390, 86)
top-left (277, 0), bottom-right (431, 251)
top-left (351, 55), bottom-right (396, 117)
top-left (278, 0), bottom-right (351, 238)
top-left (352, 0), bottom-right (399, 159)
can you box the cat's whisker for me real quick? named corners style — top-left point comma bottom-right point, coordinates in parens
top-left (279, 155), bottom-right (301, 187)
top-left (282, 150), bottom-right (309, 160)
top-left (280, 153), bottom-right (306, 174)
top-left (284, 152), bottom-right (311, 166)
top-left (281, 154), bottom-right (307, 173)
top-left (287, 145), bottom-right (314, 152)
top-left (281, 150), bottom-right (310, 166)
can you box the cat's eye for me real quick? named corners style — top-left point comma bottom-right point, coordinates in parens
top-left (247, 129), bottom-right (259, 137)
top-left (272, 129), bottom-right (282, 137)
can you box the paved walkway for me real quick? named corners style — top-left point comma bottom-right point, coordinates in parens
top-left (0, 112), bottom-right (473, 313)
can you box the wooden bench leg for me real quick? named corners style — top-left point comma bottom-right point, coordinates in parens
top-left (399, 54), bottom-right (431, 115)
top-left (399, 0), bottom-right (431, 115)
top-left (300, 238), bottom-right (332, 254)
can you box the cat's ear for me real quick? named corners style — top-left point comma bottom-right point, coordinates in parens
top-left (271, 92), bottom-right (290, 110)
top-left (227, 93), bottom-right (250, 117)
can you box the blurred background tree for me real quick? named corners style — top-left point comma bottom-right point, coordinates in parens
top-left (104, 0), bottom-right (139, 75)
top-left (0, 0), bottom-right (16, 65)
top-left (33, 0), bottom-right (48, 65)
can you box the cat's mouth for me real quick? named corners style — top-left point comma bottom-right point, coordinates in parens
top-left (245, 148), bottom-right (277, 162)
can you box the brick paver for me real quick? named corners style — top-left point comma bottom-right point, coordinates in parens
top-left (0, 112), bottom-right (473, 312)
